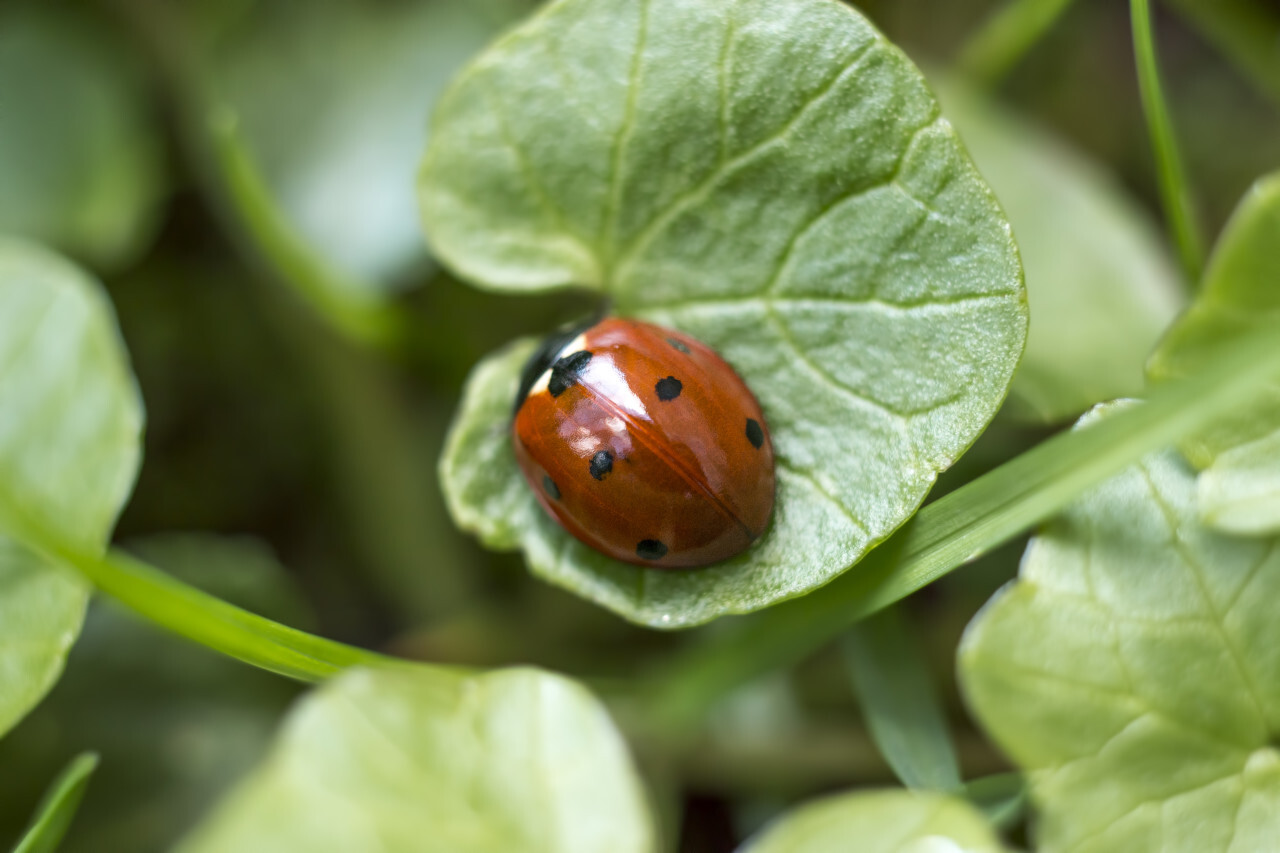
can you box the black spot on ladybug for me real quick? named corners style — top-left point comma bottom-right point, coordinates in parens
top-left (655, 376), bottom-right (683, 401)
top-left (542, 475), bottom-right (561, 500)
top-left (666, 337), bottom-right (690, 354)
top-left (746, 418), bottom-right (764, 449)
top-left (636, 539), bottom-right (668, 560)
top-left (549, 350), bottom-right (593, 397)
top-left (589, 449), bottom-right (613, 480)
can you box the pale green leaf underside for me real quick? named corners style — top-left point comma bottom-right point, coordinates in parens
top-left (1149, 172), bottom-right (1280, 534)
top-left (0, 7), bottom-right (162, 270)
top-left (934, 77), bottom-right (1183, 423)
top-left (425, 0), bottom-right (1025, 627)
top-left (742, 788), bottom-right (1006, 853)
top-left (179, 667), bottom-right (656, 853)
top-left (0, 239), bottom-right (143, 737)
top-left (959, 404), bottom-right (1280, 852)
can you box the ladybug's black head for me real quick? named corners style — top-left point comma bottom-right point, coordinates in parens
top-left (513, 316), bottom-right (598, 415)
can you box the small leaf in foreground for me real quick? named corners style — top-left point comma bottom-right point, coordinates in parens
top-left (12, 752), bottom-right (98, 853)
top-left (179, 666), bottom-right (656, 853)
top-left (427, 0), bottom-right (1026, 627)
top-left (0, 239), bottom-right (143, 737)
top-left (959, 403), bottom-right (1280, 851)
top-left (741, 788), bottom-right (1007, 853)
top-left (1148, 171), bottom-right (1280, 534)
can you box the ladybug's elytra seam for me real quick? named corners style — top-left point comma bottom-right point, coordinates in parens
top-left (576, 372), bottom-right (757, 542)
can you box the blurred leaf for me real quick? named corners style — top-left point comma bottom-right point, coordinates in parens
top-left (427, 0), bottom-right (1026, 628)
top-left (205, 0), bottom-right (529, 287)
top-left (1149, 172), bottom-right (1280, 533)
top-left (179, 666), bottom-right (657, 853)
top-left (957, 0), bottom-right (1079, 85)
top-left (959, 772), bottom-right (1026, 831)
top-left (0, 239), bottom-right (143, 736)
top-left (12, 752), bottom-right (97, 853)
top-left (0, 5), bottom-right (163, 270)
top-left (959, 402), bottom-right (1280, 851)
top-left (935, 77), bottom-right (1184, 423)
top-left (741, 788), bottom-right (1007, 853)
top-left (844, 608), bottom-right (962, 791)
top-left (0, 533), bottom-right (306, 853)
top-left (1164, 0), bottom-right (1280, 106)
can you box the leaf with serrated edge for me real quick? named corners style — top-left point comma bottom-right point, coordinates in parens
top-left (742, 788), bottom-right (1007, 853)
top-left (1149, 172), bottom-right (1280, 534)
top-left (178, 667), bottom-right (656, 853)
top-left (0, 239), bottom-right (143, 736)
top-left (425, 0), bottom-right (1026, 627)
top-left (960, 402), bottom-right (1280, 851)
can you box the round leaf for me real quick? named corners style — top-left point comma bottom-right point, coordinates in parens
top-left (0, 6), bottom-right (163, 270)
top-left (1149, 172), bottom-right (1280, 534)
top-left (934, 77), bottom-right (1184, 423)
top-left (425, 0), bottom-right (1026, 627)
top-left (179, 666), bottom-right (656, 853)
top-left (959, 403), bottom-right (1280, 851)
top-left (0, 239), bottom-right (144, 736)
top-left (742, 788), bottom-right (1007, 853)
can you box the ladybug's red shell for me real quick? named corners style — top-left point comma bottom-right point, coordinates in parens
top-left (512, 318), bottom-right (775, 569)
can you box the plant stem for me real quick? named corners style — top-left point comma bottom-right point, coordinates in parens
top-left (14, 753), bottom-right (98, 853)
top-left (1132, 0), bottom-right (1205, 284)
top-left (957, 0), bottom-right (1079, 85)
top-left (646, 323), bottom-right (1280, 732)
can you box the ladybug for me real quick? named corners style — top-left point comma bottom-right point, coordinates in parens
top-left (512, 317), bottom-right (775, 569)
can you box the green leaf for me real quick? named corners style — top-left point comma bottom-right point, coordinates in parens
top-left (934, 78), bottom-right (1183, 423)
top-left (0, 239), bottom-right (143, 736)
top-left (844, 608), bottom-right (961, 791)
top-left (959, 772), bottom-right (1027, 831)
top-left (0, 6), bottom-right (163, 270)
top-left (207, 0), bottom-right (528, 286)
top-left (12, 752), bottom-right (98, 853)
top-left (427, 0), bottom-right (1026, 627)
top-left (179, 667), bottom-right (657, 853)
top-left (741, 788), bottom-right (1007, 853)
top-left (959, 402), bottom-right (1280, 851)
top-left (1149, 172), bottom-right (1280, 533)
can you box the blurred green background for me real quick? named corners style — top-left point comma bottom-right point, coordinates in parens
top-left (0, 0), bottom-right (1276, 849)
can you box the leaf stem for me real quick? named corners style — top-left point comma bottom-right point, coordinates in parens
top-left (1132, 0), bottom-right (1205, 284)
top-left (646, 323), bottom-right (1280, 731)
top-left (957, 0), bottom-right (1079, 85)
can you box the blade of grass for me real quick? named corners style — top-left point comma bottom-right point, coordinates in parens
top-left (13, 753), bottom-right (98, 853)
top-left (957, 0), bottom-right (1079, 85)
top-left (647, 323), bottom-right (1280, 732)
top-left (844, 608), bottom-right (961, 791)
top-left (1132, 0), bottom-right (1205, 283)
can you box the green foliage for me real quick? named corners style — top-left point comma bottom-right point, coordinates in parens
top-left (960, 404), bottom-right (1280, 851)
top-left (427, 0), bottom-right (1027, 627)
top-left (1149, 172), bottom-right (1280, 533)
top-left (12, 753), bottom-right (97, 853)
top-left (179, 666), bottom-right (656, 853)
top-left (844, 608), bottom-right (961, 791)
top-left (0, 6), bottom-right (162, 270)
top-left (935, 77), bottom-right (1183, 423)
top-left (742, 788), bottom-right (1007, 853)
top-left (0, 239), bottom-right (142, 737)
